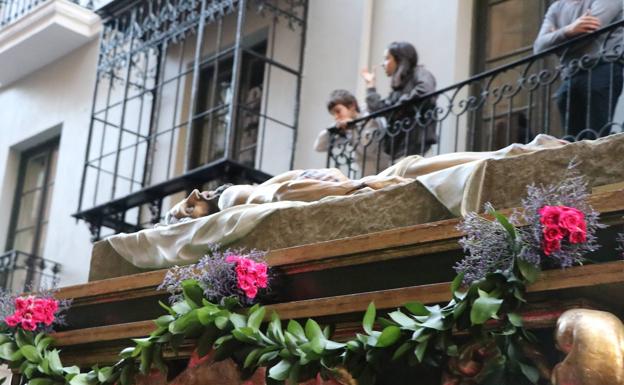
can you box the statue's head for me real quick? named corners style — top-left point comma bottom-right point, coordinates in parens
top-left (170, 189), bottom-right (218, 221)
top-left (166, 185), bottom-right (233, 224)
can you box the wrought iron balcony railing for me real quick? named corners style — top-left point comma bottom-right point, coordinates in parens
top-left (75, 0), bottom-right (307, 240)
top-left (0, 0), bottom-right (92, 27)
top-left (0, 0), bottom-right (45, 26)
top-left (0, 250), bottom-right (62, 293)
top-left (327, 19), bottom-right (624, 179)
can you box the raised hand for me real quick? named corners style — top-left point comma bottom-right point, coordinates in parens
top-left (360, 68), bottom-right (376, 88)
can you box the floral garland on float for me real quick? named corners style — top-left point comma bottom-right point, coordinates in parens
top-left (0, 164), bottom-right (620, 385)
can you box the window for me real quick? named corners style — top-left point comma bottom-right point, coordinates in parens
top-left (189, 40), bottom-right (268, 169)
top-left (76, 0), bottom-right (307, 237)
top-left (472, 0), bottom-right (557, 150)
top-left (6, 139), bottom-right (59, 258)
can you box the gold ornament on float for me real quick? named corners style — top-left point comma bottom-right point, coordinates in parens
top-left (553, 309), bottom-right (624, 385)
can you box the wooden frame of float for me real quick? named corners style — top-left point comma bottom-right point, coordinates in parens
top-left (50, 188), bottom-right (624, 366)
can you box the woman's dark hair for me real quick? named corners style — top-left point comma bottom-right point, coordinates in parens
top-left (326, 89), bottom-right (360, 113)
top-left (387, 41), bottom-right (418, 90)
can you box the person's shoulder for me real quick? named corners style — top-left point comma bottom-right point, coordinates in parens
top-left (546, 0), bottom-right (564, 13)
top-left (416, 65), bottom-right (434, 76)
top-left (415, 65), bottom-right (436, 84)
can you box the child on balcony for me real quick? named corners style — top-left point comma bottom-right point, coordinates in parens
top-left (361, 41), bottom-right (437, 159)
top-left (313, 89), bottom-right (390, 176)
top-left (534, 0), bottom-right (624, 139)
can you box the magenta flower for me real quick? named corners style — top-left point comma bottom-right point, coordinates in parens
top-left (558, 207), bottom-right (585, 233)
top-left (539, 205), bottom-right (588, 256)
top-left (569, 230), bottom-right (587, 244)
top-left (159, 246), bottom-right (271, 306)
top-left (543, 226), bottom-right (563, 242)
top-left (227, 255), bottom-right (269, 299)
top-left (4, 295), bottom-right (59, 331)
top-left (538, 206), bottom-right (561, 227)
top-left (4, 314), bottom-right (19, 327)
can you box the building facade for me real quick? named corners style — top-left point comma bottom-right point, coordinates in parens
top-left (0, 0), bottom-right (621, 287)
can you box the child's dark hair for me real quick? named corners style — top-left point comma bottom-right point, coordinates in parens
top-left (326, 89), bottom-right (360, 113)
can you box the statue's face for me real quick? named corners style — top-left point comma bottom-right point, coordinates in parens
top-left (174, 189), bottom-right (217, 219)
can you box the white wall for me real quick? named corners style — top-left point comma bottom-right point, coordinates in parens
top-left (0, 40), bottom-right (99, 286)
top-left (0, 0), bottom-right (476, 286)
top-left (86, 0), bottom-right (477, 209)
top-left (294, 0), bottom-right (369, 170)
top-left (294, 0), bottom-right (475, 169)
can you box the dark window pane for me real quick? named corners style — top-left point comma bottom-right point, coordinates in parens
top-left (190, 39), bottom-right (267, 168)
top-left (43, 185), bottom-right (53, 222)
top-left (487, 0), bottom-right (542, 60)
top-left (36, 223), bottom-right (47, 258)
top-left (48, 146), bottom-right (58, 183)
top-left (13, 229), bottom-right (35, 254)
top-left (474, 0), bottom-right (552, 150)
top-left (16, 190), bottom-right (42, 230)
top-left (7, 140), bottom-right (59, 258)
top-left (22, 153), bottom-right (47, 192)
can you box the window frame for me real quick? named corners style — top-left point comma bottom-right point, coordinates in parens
top-left (6, 138), bottom-right (60, 257)
top-left (189, 38), bottom-right (269, 169)
top-left (470, 0), bottom-right (556, 150)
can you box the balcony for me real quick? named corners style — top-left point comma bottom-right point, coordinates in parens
top-left (75, 3), bottom-right (623, 240)
top-left (326, 20), bottom-right (624, 179)
top-left (0, 0), bottom-right (101, 87)
top-left (0, 250), bottom-right (62, 292)
top-left (74, 0), bottom-right (307, 239)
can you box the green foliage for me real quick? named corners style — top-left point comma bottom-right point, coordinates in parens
top-left (0, 213), bottom-right (544, 385)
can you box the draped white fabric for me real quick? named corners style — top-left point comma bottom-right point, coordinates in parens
top-left (108, 134), bottom-right (568, 268)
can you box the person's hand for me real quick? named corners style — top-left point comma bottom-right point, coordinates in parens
top-left (564, 12), bottom-right (601, 37)
top-left (360, 68), bottom-right (376, 88)
top-left (336, 119), bottom-right (354, 132)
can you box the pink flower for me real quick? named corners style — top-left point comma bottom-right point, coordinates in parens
top-left (558, 207), bottom-right (585, 233)
top-left (5, 296), bottom-right (59, 330)
top-left (539, 206), bottom-right (561, 227)
top-left (543, 226), bottom-right (563, 242)
top-left (44, 313), bottom-right (55, 325)
top-left (20, 318), bottom-right (37, 331)
top-left (43, 298), bottom-right (58, 313)
top-left (15, 296), bottom-right (34, 312)
top-left (539, 205), bottom-right (588, 255)
top-left (250, 262), bottom-right (267, 275)
top-left (5, 314), bottom-right (20, 327)
top-left (569, 229), bottom-right (587, 244)
top-left (225, 255), bottom-right (242, 264)
top-left (228, 256), bottom-right (269, 300)
top-left (32, 308), bottom-right (46, 324)
top-left (255, 274), bottom-right (268, 288)
top-left (242, 285), bottom-right (258, 299)
top-left (543, 239), bottom-right (561, 256)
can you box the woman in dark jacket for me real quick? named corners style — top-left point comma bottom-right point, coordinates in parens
top-left (361, 41), bottom-right (437, 158)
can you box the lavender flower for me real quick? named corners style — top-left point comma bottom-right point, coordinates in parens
top-left (454, 204), bottom-right (517, 283)
top-left (455, 161), bottom-right (603, 284)
top-left (158, 244), bottom-right (270, 306)
top-left (617, 231), bottom-right (624, 258)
